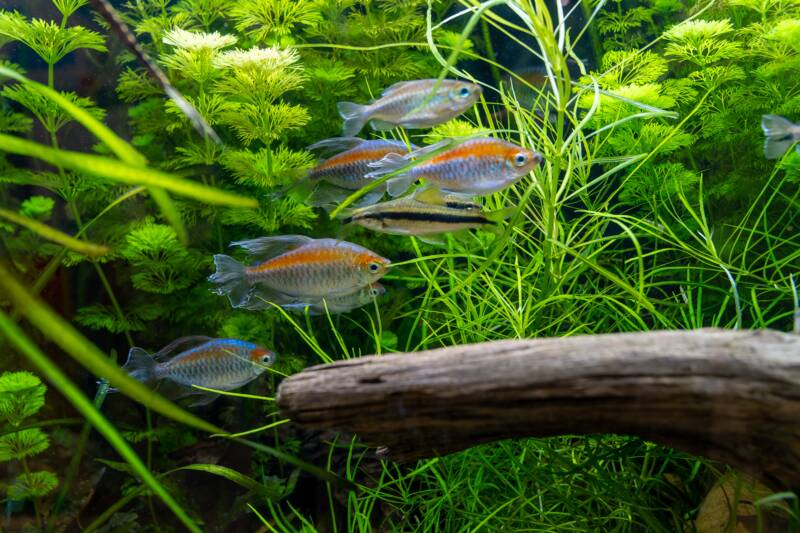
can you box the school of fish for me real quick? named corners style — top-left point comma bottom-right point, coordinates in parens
top-left (121, 77), bottom-right (795, 398)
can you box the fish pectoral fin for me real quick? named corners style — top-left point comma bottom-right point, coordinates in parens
top-left (229, 235), bottom-right (314, 260)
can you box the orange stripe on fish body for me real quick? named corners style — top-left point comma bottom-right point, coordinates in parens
top-left (426, 139), bottom-right (523, 165)
top-left (409, 138), bottom-right (542, 194)
top-left (310, 140), bottom-right (414, 189)
top-left (150, 339), bottom-right (274, 391)
top-left (245, 239), bottom-right (390, 298)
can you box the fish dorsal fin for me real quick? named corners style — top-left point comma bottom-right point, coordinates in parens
top-left (381, 80), bottom-right (419, 97)
top-left (154, 336), bottom-right (215, 359)
top-left (306, 137), bottom-right (366, 158)
top-left (230, 235), bottom-right (314, 261)
top-left (410, 138), bottom-right (457, 159)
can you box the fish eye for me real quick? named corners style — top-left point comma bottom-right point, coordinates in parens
top-left (459, 86), bottom-right (471, 98)
top-left (368, 262), bottom-right (381, 273)
top-left (260, 354), bottom-right (272, 364)
top-left (514, 153), bottom-right (528, 166)
top-left (369, 288), bottom-right (380, 297)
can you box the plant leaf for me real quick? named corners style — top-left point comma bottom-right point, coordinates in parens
top-left (0, 310), bottom-right (202, 533)
top-left (7, 471), bottom-right (58, 499)
top-left (0, 263), bottom-right (221, 436)
top-left (0, 371), bottom-right (47, 426)
top-left (0, 208), bottom-right (110, 258)
top-left (0, 134), bottom-right (257, 208)
top-left (0, 428), bottom-right (49, 461)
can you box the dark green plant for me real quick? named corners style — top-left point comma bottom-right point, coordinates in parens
top-left (0, 372), bottom-right (57, 529)
top-left (1, 0), bottom-right (799, 531)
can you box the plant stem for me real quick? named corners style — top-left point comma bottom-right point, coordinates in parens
top-left (145, 407), bottom-right (159, 527)
top-left (580, 0), bottom-right (603, 66)
top-left (51, 381), bottom-right (111, 522)
top-left (20, 456), bottom-right (43, 530)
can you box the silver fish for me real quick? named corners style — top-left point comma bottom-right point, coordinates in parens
top-left (280, 282), bottom-right (386, 315)
top-left (209, 235), bottom-right (390, 309)
top-left (366, 137), bottom-right (543, 197)
top-left (337, 79), bottom-right (482, 136)
top-left (340, 189), bottom-right (512, 237)
top-left (123, 337), bottom-right (274, 391)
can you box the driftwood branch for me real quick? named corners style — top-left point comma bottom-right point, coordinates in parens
top-left (277, 329), bottom-right (800, 490)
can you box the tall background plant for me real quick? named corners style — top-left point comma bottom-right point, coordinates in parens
top-left (0, 0), bottom-right (798, 530)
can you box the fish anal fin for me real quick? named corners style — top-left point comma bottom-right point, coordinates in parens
top-left (370, 118), bottom-right (397, 131)
top-left (386, 175), bottom-right (417, 197)
top-left (416, 234), bottom-right (447, 246)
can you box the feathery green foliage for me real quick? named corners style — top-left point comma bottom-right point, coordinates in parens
top-left (1, 0), bottom-right (799, 530)
top-left (0, 372), bottom-right (58, 524)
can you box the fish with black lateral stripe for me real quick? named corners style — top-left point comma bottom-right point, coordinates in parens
top-left (340, 189), bottom-right (514, 243)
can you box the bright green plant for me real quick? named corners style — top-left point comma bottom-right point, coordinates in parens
top-left (0, 372), bottom-right (57, 529)
top-left (1, 0), bottom-right (799, 530)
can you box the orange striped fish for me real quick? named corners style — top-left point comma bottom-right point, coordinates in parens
top-left (367, 137), bottom-right (543, 197)
top-left (299, 137), bottom-right (416, 207)
top-left (123, 337), bottom-right (274, 392)
top-left (337, 79), bottom-right (482, 136)
top-left (209, 235), bottom-right (390, 309)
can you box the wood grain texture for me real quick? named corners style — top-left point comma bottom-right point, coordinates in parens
top-left (277, 329), bottom-right (800, 489)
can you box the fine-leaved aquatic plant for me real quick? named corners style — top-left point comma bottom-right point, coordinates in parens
top-left (0, 372), bottom-right (56, 529)
top-left (2, 0), bottom-right (799, 530)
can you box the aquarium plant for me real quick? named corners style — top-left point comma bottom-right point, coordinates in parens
top-left (0, 372), bottom-right (56, 529)
top-left (0, 0), bottom-right (798, 530)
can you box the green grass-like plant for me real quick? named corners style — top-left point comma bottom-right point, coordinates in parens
top-left (1, 0), bottom-right (799, 530)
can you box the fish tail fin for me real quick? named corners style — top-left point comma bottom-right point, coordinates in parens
top-left (762, 114), bottom-right (798, 159)
top-left (764, 138), bottom-right (795, 159)
top-left (761, 114), bottom-right (795, 137)
top-left (283, 175), bottom-right (317, 202)
top-left (337, 101), bottom-right (370, 137)
top-left (208, 254), bottom-right (252, 308)
top-left (306, 183), bottom-right (353, 210)
top-left (123, 347), bottom-right (157, 383)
